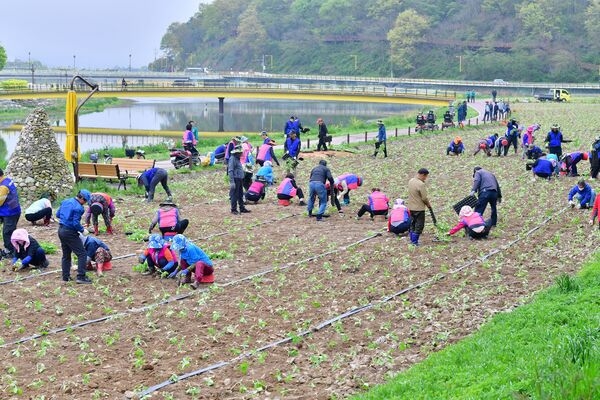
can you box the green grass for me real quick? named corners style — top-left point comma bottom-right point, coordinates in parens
top-left (352, 256), bottom-right (600, 400)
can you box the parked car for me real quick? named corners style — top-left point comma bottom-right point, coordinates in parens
top-left (493, 79), bottom-right (508, 85)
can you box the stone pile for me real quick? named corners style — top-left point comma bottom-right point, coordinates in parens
top-left (5, 107), bottom-right (74, 203)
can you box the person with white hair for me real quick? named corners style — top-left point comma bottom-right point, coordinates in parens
top-left (448, 205), bottom-right (491, 239)
top-left (387, 198), bottom-right (411, 235)
top-left (256, 160), bottom-right (275, 185)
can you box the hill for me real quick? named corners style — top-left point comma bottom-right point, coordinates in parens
top-left (152, 0), bottom-right (600, 83)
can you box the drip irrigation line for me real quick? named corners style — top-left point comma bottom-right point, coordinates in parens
top-left (136, 205), bottom-right (568, 397)
top-left (0, 231), bottom-right (384, 348)
top-left (0, 213), bottom-right (300, 287)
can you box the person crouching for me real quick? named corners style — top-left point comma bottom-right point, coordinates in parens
top-left (387, 199), bottom-right (411, 235)
top-left (169, 234), bottom-right (214, 289)
top-left (245, 179), bottom-right (266, 204)
top-left (277, 173), bottom-right (306, 206)
top-left (10, 228), bottom-right (49, 271)
top-left (80, 234), bottom-right (113, 276)
top-left (448, 206), bottom-right (491, 240)
top-left (356, 188), bottom-right (389, 220)
top-left (139, 233), bottom-right (178, 276)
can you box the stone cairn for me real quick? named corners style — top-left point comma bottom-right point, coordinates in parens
top-left (5, 108), bottom-right (74, 204)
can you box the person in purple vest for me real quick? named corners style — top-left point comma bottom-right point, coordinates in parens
top-left (276, 173), bottom-right (306, 206)
top-left (148, 201), bottom-right (189, 238)
top-left (387, 198), bottom-right (411, 235)
top-left (337, 173), bottom-right (363, 205)
top-left (448, 205), bottom-right (491, 239)
top-left (356, 188), bottom-right (389, 220)
top-left (245, 179), bottom-right (266, 204)
top-left (256, 140), bottom-right (280, 167)
top-left (562, 151), bottom-right (589, 177)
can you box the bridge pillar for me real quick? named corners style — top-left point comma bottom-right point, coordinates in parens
top-left (218, 97), bottom-right (225, 132)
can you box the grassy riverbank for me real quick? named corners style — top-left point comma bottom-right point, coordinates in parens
top-left (0, 97), bottom-right (125, 122)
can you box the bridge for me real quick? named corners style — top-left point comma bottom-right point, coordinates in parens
top-left (0, 81), bottom-right (455, 106)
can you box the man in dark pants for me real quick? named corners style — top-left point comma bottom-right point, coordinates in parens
top-left (373, 120), bottom-right (387, 158)
top-left (0, 168), bottom-right (22, 258)
top-left (307, 160), bottom-right (335, 222)
top-left (470, 166), bottom-right (502, 227)
top-left (407, 168), bottom-right (433, 246)
top-left (317, 118), bottom-right (329, 151)
top-left (56, 189), bottom-right (92, 283)
top-left (138, 167), bottom-right (173, 203)
top-left (228, 145), bottom-right (250, 215)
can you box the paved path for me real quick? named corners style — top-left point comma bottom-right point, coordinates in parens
top-left (156, 101), bottom-right (487, 170)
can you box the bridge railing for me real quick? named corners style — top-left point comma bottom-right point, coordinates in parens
top-left (0, 81), bottom-right (456, 100)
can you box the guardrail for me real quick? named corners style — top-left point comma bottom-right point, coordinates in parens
top-left (0, 81), bottom-right (456, 100)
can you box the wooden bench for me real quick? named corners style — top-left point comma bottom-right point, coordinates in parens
top-left (76, 162), bottom-right (127, 190)
top-left (111, 158), bottom-right (155, 177)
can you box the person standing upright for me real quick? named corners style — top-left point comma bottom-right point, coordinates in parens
top-left (373, 120), bottom-right (387, 158)
top-left (0, 168), bottom-right (21, 258)
top-left (407, 168), bottom-right (433, 246)
top-left (228, 145), bottom-right (250, 215)
top-left (470, 166), bottom-right (502, 227)
top-left (317, 118), bottom-right (329, 151)
top-left (56, 190), bottom-right (92, 283)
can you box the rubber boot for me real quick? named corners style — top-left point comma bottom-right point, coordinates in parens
top-left (106, 226), bottom-right (114, 235)
top-left (93, 225), bottom-right (99, 236)
top-left (43, 216), bottom-right (51, 226)
top-left (410, 232), bottom-right (420, 246)
top-left (96, 262), bottom-right (104, 277)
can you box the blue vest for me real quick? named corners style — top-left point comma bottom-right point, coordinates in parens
top-left (0, 177), bottom-right (21, 217)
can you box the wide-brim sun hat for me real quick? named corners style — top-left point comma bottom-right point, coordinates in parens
top-left (459, 205), bottom-right (474, 217)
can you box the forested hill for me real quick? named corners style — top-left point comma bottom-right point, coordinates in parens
top-left (153, 0), bottom-right (600, 83)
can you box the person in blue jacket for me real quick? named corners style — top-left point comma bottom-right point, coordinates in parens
top-left (284, 131), bottom-right (301, 159)
top-left (284, 116), bottom-right (296, 138)
top-left (447, 136), bottom-right (464, 156)
top-left (372, 120), bottom-right (387, 158)
top-left (545, 124), bottom-right (565, 158)
top-left (568, 179), bottom-right (595, 209)
top-left (138, 167), bottom-right (173, 202)
top-left (56, 189), bottom-right (92, 283)
top-left (169, 234), bottom-right (214, 289)
top-left (531, 157), bottom-right (557, 180)
top-left (256, 161), bottom-right (275, 185)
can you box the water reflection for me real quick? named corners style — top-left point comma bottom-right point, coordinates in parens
top-left (1, 98), bottom-right (418, 158)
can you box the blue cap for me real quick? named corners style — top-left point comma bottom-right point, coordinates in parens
top-left (78, 189), bottom-right (91, 202)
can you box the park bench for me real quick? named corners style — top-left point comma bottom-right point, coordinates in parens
top-left (110, 158), bottom-right (155, 178)
top-left (76, 162), bottom-right (128, 190)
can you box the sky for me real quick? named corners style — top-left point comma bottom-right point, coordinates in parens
top-left (0, 0), bottom-right (211, 69)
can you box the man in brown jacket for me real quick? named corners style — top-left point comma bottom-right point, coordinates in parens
top-left (407, 168), bottom-right (433, 246)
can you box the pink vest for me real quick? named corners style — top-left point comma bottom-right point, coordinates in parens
top-left (158, 208), bottom-right (178, 228)
top-left (241, 142), bottom-right (252, 164)
top-left (257, 144), bottom-right (271, 161)
top-left (277, 178), bottom-right (297, 197)
top-left (369, 191), bottom-right (389, 211)
top-left (389, 206), bottom-right (409, 224)
top-left (248, 181), bottom-right (265, 194)
top-left (461, 213), bottom-right (486, 232)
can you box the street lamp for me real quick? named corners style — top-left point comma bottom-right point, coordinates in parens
top-left (456, 55), bottom-right (462, 73)
top-left (73, 55), bottom-right (76, 70)
top-left (350, 54), bottom-right (358, 70)
top-left (129, 54), bottom-right (132, 72)
top-left (262, 55), bottom-right (273, 72)
top-left (29, 52), bottom-right (35, 85)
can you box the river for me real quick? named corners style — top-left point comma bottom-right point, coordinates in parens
top-left (0, 97), bottom-right (419, 157)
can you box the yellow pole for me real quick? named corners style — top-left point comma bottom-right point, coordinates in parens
top-left (64, 90), bottom-right (77, 162)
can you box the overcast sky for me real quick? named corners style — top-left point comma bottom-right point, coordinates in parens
top-left (0, 0), bottom-right (210, 69)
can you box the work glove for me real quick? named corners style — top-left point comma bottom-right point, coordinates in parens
top-left (148, 228), bottom-right (153, 234)
top-left (82, 228), bottom-right (90, 236)
top-left (168, 269), bottom-right (179, 279)
top-left (177, 269), bottom-right (189, 277)
top-left (576, 203), bottom-right (581, 209)
top-left (568, 200), bottom-right (575, 207)
top-left (588, 219), bottom-right (594, 226)
top-left (138, 255), bottom-right (146, 264)
top-left (469, 191), bottom-right (475, 197)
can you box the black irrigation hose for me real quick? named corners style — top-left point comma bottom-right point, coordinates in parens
top-left (137, 206), bottom-right (568, 397)
top-left (0, 213), bottom-right (300, 286)
top-left (0, 231), bottom-right (383, 348)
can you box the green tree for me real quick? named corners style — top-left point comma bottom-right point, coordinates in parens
top-left (387, 9), bottom-right (428, 72)
top-left (0, 45), bottom-right (6, 70)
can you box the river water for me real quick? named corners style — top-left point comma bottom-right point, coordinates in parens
top-left (0, 97), bottom-right (418, 158)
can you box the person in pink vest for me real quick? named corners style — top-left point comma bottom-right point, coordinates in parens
top-left (139, 233), bottom-right (178, 276)
top-left (337, 173), bottom-right (363, 205)
top-left (240, 136), bottom-right (253, 164)
top-left (276, 173), bottom-right (306, 206)
top-left (387, 198), bottom-right (411, 235)
top-left (356, 188), bottom-right (389, 220)
top-left (148, 201), bottom-right (189, 239)
top-left (448, 205), bottom-right (491, 239)
top-left (244, 179), bottom-right (266, 204)
top-left (256, 140), bottom-right (280, 167)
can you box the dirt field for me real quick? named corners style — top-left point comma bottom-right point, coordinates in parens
top-left (0, 102), bottom-right (597, 399)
